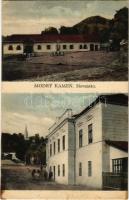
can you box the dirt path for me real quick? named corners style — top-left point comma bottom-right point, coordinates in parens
top-left (3, 51), bottom-right (127, 81)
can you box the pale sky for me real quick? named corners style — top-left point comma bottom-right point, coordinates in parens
top-left (2, 0), bottom-right (128, 35)
top-left (2, 93), bottom-right (99, 137)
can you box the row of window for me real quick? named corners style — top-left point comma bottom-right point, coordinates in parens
top-left (79, 161), bottom-right (92, 177)
top-left (49, 161), bottom-right (92, 178)
top-left (8, 45), bottom-right (22, 51)
top-left (36, 44), bottom-right (88, 50)
top-left (50, 135), bottom-right (65, 156)
top-left (79, 124), bottom-right (93, 148)
top-left (7, 44), bottom-right (89, 51)
top-left (50, 164), bottom-right (65, 177)
top-left (49, 124), bottom-right (93, 157)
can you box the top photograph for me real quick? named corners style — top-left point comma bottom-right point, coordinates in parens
top-left (2, 0), bottom-right (128, 81)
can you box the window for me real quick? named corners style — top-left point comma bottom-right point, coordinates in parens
top-left (8, 45), bottom-right (13, 51)
top-left (16, 45), bottom-right (21, 50)
top-left (58, 165), bottom-right (60, 176)
top-left (95, 45), bottom-right (98, 51)
top-left (62, 164), bottom-right (65, 176)
top-left (53, 142), bottom-right (56, 155)
top-left (79, 44), bottom-right (82, 49)
top-left (37, 45), bottom-right (42, 50)
top-left (112, 157), bottom-right (128, 173)
top-left (79, 162), bottom-right (82, 176)
top-left (84, 44), bottom-right (87, 49)
top-left (58, 139), bottom-right (60, 152)
top-left (70, 44), bottom-right (74, 49)
top-left (50, 144), bottom-right (52, 156)
top-left (79, 129), bottom-right (83, 147)
top-left (88, 124), bottom-right (93, 144)
top-left (46, 45), bottom-right (51, 50)
top-left (62, 135), bottom-right (65, 150)
top-left (88, 161), bottom-right (92, 176)
top-left (63, 45), bottom-right (67, 49)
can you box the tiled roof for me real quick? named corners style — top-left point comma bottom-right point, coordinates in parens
top-left (105, 140), bottom-right (128, 152)
top-left (3, 34), bottom-right (100, 43)
top-left (74, 94), bottom-right (128, 119)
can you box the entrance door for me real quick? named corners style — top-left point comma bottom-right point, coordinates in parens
top-left (90, 44), bottom-right (94, 51)
top-left (24, 45), bottom-right (33, 54)
top-left (53, 166), bottom-right (56, 180)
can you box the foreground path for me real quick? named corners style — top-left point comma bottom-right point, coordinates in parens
top-left (2, 165), bottom-right (94, 190)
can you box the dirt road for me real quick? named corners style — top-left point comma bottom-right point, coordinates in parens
top-left (2, 165), bottom-right (95, 190)
top-left (3, 51), bottom-right (128, 81)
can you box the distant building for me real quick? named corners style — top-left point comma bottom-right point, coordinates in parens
top-left (3, 34), bottom-right (101, 56)
top-left (2, 152), bottom-right (17, 160)
top-left (46, 94), bottom-right (128, 189)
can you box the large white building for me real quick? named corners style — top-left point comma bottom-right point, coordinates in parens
top-left (46, 94), bottom-right (128, 189)
top-left (3, 34), bottom-right (101, 55)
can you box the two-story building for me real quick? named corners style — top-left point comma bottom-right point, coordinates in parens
top-left (46, 109), bottom-right (76, 184)
top-left (46, 94), bottom-right (128, 189)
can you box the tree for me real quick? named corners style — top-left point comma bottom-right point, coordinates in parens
top-left (41, 27), bottom-right (58, 35)
top-left (59, 26), bottom-right (79, 35)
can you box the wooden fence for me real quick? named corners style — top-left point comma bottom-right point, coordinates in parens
top-left (102, 172), bottom-right (128, 190)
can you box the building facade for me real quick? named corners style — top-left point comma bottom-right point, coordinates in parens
top-left (46, 109), bottom-right (75, 184)
top-left (46, 94), bottom-right (128, 189)
top-left (3, 34), bottom-right (101, 55)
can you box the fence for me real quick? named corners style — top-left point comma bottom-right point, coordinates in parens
top-left (102, 172), bottom-right (128, 190)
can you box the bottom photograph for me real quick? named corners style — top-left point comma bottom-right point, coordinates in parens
top-left (1, 93), bottom-right (128, 190)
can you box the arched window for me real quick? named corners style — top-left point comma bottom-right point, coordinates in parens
top-left (79, 44), bottom-right (82, 49)
top-left (8, 45), bottom-right (13, 50)
top-left (70, 44), bottom-right (74, 49)
top-left (37, 45), bottom-right (42, 50)
top-left (16, 45), bottom-right (21, 50)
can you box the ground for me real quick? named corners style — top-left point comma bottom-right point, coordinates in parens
top-left (1, 161), bottom-right (96, 190)
top-left (2, 51), bottom-right (128, 81)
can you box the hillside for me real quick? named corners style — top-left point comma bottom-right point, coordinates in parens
top-left (41, 7), bottom-right (128, 44)
top-left (73, 15), bottom-right (110, 29)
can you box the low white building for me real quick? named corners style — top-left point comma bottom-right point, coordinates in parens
top-left (46, 94), bottom-right (128, 189)
top-left (3, 34), bottom-right (101, 55)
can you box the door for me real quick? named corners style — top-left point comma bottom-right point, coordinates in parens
top-left (95, 45), bottom-right (98, 51)
top-left (90, 44), bottom-right (94, 51)
top-left (24, 44), bottom-right (33, 54)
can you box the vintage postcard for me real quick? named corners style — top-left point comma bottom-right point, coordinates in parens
top-left (1, 93), bottom-right (128, 199)
top-left (2, 0), bottom-right (128, 82)
top-left (1, 0), bottom-right (128, 199)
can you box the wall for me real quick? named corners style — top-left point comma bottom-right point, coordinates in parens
top-left (75, 103), bottom-right (103, 189)
top-left (3, 42), bottom-right (100, 55)
top-left (33, 42), bottom-right (100, 53)
top-left (102, 104), bottom-right (128, 141)
top-left (102, 103), bottom-right (128, 173)
top-left (47, 121), bottom-right (69, 184)
top-left (68, 120), bottom-right (76, 184)
top-left (3, 43), bottom-right (24, 55)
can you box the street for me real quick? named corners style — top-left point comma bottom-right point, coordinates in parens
top-left (2, 163), bottom-right (95, 190)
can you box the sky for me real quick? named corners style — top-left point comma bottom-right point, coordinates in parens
top-left (2, 93), bottom-right (99, 137)
top-left (2, 0), bottom-right (128, 35)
